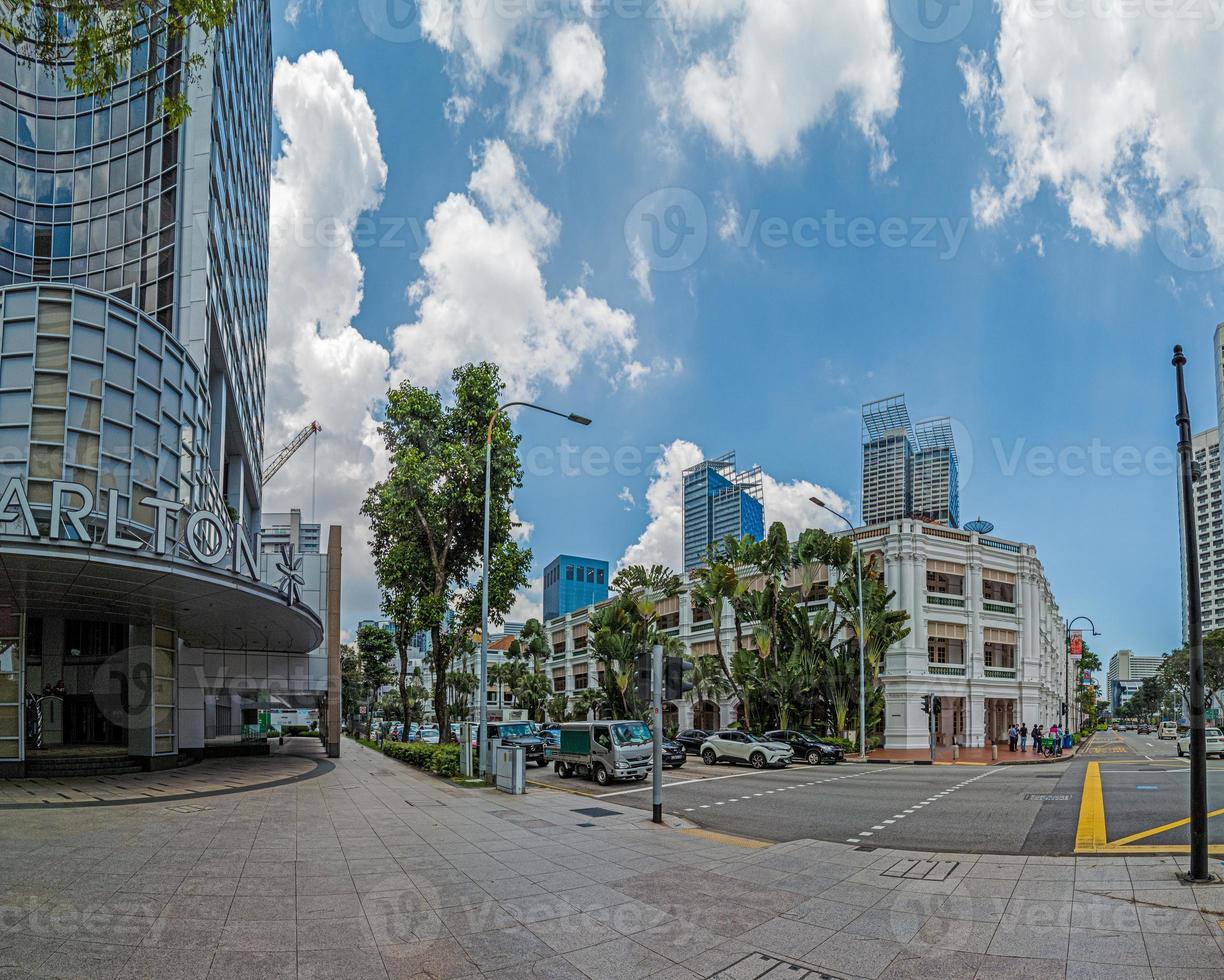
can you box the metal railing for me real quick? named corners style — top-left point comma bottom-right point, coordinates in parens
top-left (983, 601), bottom-right (1016, 615)
top-left (927, 594), bottom-right (965, 608)
top-left (927, 663), bottom-right (966, 676)
top-left (984, 668), bottom-right (1017, 679)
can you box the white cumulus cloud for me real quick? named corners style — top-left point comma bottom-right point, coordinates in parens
top-left (961, 1), bottom-right (1224, 257)
top-left (617, 439), bottom-right (851, 571)
top-left (662, 0), bottom-right (902, 169)
top-left (419, 0), bottom-right (606, 149)
top-left (265, 50), bottom-right (391, 622)
top-left (391, 139), bottom-right (638, 400)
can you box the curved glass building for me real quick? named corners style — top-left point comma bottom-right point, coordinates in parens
top-left (0, 4), bottom-right (337, 775)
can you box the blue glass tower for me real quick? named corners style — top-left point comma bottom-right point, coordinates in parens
top-left (682, 452), bottom-right (765, 569)
top-left (543, 555), bottom-right (609, 621)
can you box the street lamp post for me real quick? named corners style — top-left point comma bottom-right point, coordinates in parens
top-left (1064, 616), bottom-right (1098, 741)
top-left (1173, 345), bottom-right (1213, 883)
top-left (479, 402), bottom-right (590, 779)
top-left (811, 497), bottom-right (868, 762)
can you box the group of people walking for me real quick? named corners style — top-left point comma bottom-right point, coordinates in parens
top-left (1006, 722), bottom-right (1063, 756)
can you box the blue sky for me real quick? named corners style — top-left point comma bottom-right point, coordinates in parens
top-left (262, 1), bottom-right (1224, 671)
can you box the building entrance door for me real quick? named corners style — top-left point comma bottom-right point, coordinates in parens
top-left (63, 691), bottom-right (126, 746)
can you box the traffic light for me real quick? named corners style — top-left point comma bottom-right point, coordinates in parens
top-left (665, 657), bottom-right (694, 700)
top-left (921, 694), bottom-right (932, 715)
top-left (633, 652), bottom-right (652, 703)
top-left (932, 696), bottom-right (942, 715)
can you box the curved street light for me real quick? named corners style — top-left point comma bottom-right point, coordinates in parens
top-left (1064, 615), bottom-right (1099, 736)
top-left (811, 497), bottom-right (868, 762)
top-left (479, 402), bottom-right (590, 778)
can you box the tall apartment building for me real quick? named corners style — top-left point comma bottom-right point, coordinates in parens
top-left (1106, 649), bottom-right (1165, 712)
top-left (261, 508), bottom-right (321, 554)
top-left (543, 555), bottom-right (609, 620)
top-left (0, 3), bottom-right (341, 773)
top-left (862, 396), bottom-right (960, 528)
top-left (682, 451), bottom-right (765, 569)
top-left (1182, 427), bottom-right (1224, 635)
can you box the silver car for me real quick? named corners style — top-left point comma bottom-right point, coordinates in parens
top-left (700, 730), bottom-right (792, 769)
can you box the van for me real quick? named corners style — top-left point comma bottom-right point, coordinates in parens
top-left (1159, 721), bottom-right (1178, 740)
top-left (551, 720), bottom-right (653, 786)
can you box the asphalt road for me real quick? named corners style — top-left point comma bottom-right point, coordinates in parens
top-left (530, 753), bottom-right (1086, 855)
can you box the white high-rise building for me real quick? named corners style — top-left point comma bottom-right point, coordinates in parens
top-left (1182, 427), bottom-right (1224, 635)
top-left (862, 397), bottom-right (960, 529)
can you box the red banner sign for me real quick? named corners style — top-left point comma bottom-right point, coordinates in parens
top-left (1070, 631), bottom-right (1083, 657)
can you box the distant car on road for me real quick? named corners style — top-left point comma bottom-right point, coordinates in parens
top-left (661, 738), bottom-right (686, 769)
top-left (1137, 724), bottom-right (1152, 735)
top-left (763, 729), bottom-right (842, 765)
top-left (1178, 727), bottom-right (1224, 758)
top-left (1159, 721), bottom-right (1179, 740)
top-left (417, 725), bottom-right (440, 744)
top-left (674, 729), bottom-right (712, 754)
top-left (700, 730), bottom-right (792, 769)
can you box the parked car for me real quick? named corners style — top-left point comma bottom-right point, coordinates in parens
top-left (674, 729), bottom-right (712, 754)
top-left (486, 721), bottom-right (549, 768)
top-left (539, 728), bottom-right (561, 751)
top-left (661, 738), bottom-right (686, 768)
top-left (700, 730), bottom-right (792, 769)
top-left (763, 729), bottom-right (842, 765)
top-left (1178, 727), bottom-right (1224, 758)
top-left (417, 725), bottom-right (440, 744)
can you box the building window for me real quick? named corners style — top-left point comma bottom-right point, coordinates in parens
top-left (566, 565), bottom-right (574, 581)
top-left (596, 568), bottom-right (604, 585)
top-left (928, 637), bottom-right (965, 665)
top-left (983, 579), bottom-right (1015, 603)
top-left (926, 571), bottom-right (964, 596)
top-left (573, 666), bottom-right (588, 690)
top-left (552, 669), bottom-right (566, 693)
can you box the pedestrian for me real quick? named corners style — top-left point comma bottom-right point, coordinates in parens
top-left (1031, 725), bottom-right (1042, 753)
top-left (1008, 723), bottom-right (1018, 752)
top-left (1019, 723), bottom-right (1028, 752)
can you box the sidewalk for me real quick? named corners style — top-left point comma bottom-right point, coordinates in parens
top-left (867, 742), bottom-right (1079, 766)
top-left (1, 738), bottom-right (1220, 979)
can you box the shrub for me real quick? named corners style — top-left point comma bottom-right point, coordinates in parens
top-left (821, 736), bottom-right (855, 752)
top-left (381, 741), bottom-right (461, 777)
top-left (281, 724), bottom-right (314, 737)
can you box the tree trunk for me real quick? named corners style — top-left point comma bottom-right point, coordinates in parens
top-left (431, 623), bottom-right (449, 733)
top-left (396, 635), bottom-right (409, 738)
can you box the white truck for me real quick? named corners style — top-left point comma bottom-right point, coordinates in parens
top-left (550, 720), bottom-right (653, 786)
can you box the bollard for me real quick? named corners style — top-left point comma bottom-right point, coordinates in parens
top-left (991, 743), bottom-right (998, 762)
top-left (952, 744), bottom-right (959, 761)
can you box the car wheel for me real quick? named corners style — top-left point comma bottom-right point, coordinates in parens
top-left (1178, 745), bottom-right (1184, 757)
top-left (701, 749), bottom-right (718, 765)
top-left (807, 750), bottom-right (822, 766)
top-left (750, 752), bottom-right (766, 769)
top-left (593, 765), bottom-right (610, 786)
top-left (536, 758), bottom-right (548, 768)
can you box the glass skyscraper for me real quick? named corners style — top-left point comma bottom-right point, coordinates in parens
top-left (682, 451), bottom-right (765, 570)
top-left (862, 396), bottom-right (959, 529)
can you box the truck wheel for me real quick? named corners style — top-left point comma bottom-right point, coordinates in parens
top-left (536, 759), bottom-right (548, 768)
top-left (556, 762), bottom-right (572, 778)
top-left (750, 752), bottom-right (766, 769)
top-left (593, 765), bottom-right (610, 786)
top-left (701, 749), bottom-right (718, 765)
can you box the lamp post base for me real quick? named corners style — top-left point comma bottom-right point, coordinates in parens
top-left (1179, 871), bottom-right (1223, 886)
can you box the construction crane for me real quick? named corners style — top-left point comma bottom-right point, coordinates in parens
top-left (262, 421), bottom-right (322, 487)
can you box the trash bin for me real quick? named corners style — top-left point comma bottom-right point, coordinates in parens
top-left (1062, 734), bottom-right (1073, 749)
top-left (495, 743), bottom-right (526, 794)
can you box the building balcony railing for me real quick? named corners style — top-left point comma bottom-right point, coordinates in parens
top-left (984, 667), bottom-right (1017, 679)
top-left (983, 601), bottom-right (1016, 615)
top-left (928, 662), bottom-right (966, 676)
top-left (927, 594), bottom-right (965, 608)
top-left (982, 539), bottom-right (1021, 553)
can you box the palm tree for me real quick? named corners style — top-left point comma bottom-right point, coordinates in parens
top-left (685, 655), bottom-right (730, 715)
top-left (690, 552), bottom-right (747, 699)
top-left (572, 686), bottom-right (608, 720)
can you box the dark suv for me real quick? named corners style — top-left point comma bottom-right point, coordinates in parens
top-left (764, 729), bottom-right (843, 765)
top-left (674, 729), bottom-right (711, 754)
top-left (488, 722), bottom-right (548, 767)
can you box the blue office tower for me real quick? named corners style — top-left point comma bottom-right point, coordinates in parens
top-left (682, 452), bottom-right (765, 569)
top-left (543, 555), bottom-right (609, 620)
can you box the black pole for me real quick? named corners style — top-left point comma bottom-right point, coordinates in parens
top-left (1174, 344), bottom-right (1211, 883)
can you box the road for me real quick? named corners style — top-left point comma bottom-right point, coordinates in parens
top-left (529, 728), bottom-right (1224, 856)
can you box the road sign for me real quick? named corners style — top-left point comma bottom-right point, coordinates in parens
top-left (359, 705), bottom-right (367, 715)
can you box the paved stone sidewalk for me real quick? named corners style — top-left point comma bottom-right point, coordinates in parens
top-left (1, 739), bottom-right (1222, 979)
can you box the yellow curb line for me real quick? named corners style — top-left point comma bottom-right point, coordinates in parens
top-left (678, 827), bottom-right (772, 849)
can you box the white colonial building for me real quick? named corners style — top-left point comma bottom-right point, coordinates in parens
top-left (543, 518), bottom-right (1067, 750)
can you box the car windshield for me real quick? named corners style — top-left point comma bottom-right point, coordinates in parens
top-left (798, 731), bottom-right (827, 743)
top-left (497, 723), bottom-right (533, 738)
top-left (1208, 729), bottom-right (1222, 737)
top-left (611, 722), bottom-right (652, 746)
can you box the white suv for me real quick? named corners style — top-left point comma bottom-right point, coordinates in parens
top-left (700, 730), bottom-right (792, 769)
top-left (1177, 727), bottom-right (1224, 758)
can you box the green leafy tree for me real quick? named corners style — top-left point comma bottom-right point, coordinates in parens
top-left (362, 363), bottom-right (531, 734)
top-left (1, 1), bottom-right (235, 126)
top-left (354, 623), bottom-right (395, 733)
top-left (572, 686), bottom-right (608, 720)
top-left (546, 693), bottom-right (570, 723)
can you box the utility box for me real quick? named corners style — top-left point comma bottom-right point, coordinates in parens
top-left (495, 744), bottom-right (526, 794)
top-left (460, 723), bottom-right (476, 777)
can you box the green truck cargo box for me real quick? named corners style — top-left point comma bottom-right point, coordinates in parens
top-left (559, 729), bottom-right (591, 755)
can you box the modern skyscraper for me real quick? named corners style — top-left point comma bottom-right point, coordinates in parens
top-left (543, 555), bottom-right (609, 620)
top-left (0, 4), bottom-right (337, 775)
top-left (862, 396), bottom-right (959, 529)
top-left (682, 452), bottom-right (765, 569)
top-left (1182, 427), bottom-right (1224, 636)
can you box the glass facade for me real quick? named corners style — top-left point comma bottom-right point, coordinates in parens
top-left (0, 283), bottom-right (215, 535)
top-left (682, 452), bottom-right (765, 569)
top-left (543, 555), bottom-right (609, 621)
